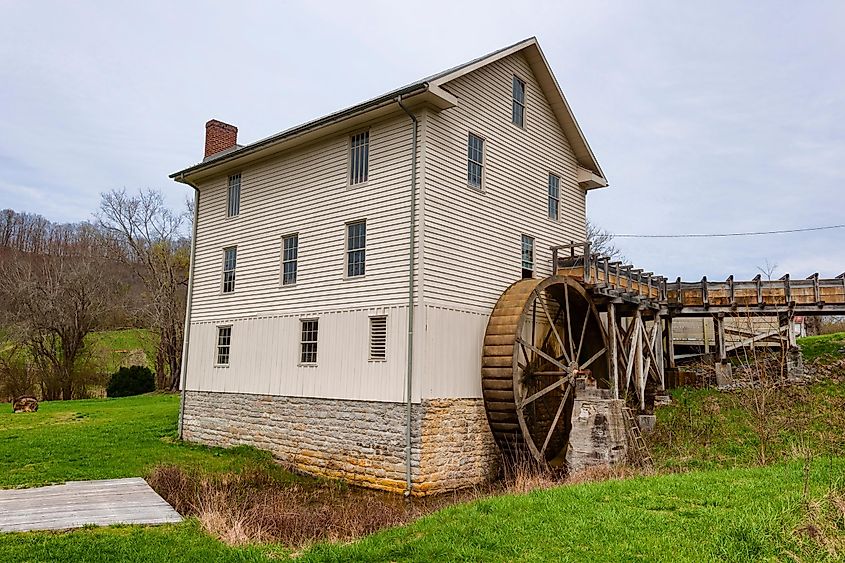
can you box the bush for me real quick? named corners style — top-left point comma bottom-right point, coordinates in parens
top-left (106, 365), bottom-right (155, 397)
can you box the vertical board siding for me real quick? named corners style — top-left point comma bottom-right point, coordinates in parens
top-left (186, 307), bottom-right (409, 402)
top-left (421, 305), bottom-right (489, 399)
top-left (190, 114), bottom-right (416, 322)
top-left (423, 52), bottom-right (587, 312)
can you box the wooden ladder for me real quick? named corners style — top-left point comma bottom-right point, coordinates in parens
top-left (622, 406), bottom-right (654, 469)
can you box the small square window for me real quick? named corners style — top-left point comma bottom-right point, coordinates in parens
top-left (512, 76), bottom-right (525, 127)
top-left (300, 319), bottom-right (318, 364)
top-left (346, 221), bottom-right (366, 277)
top-left (216, 326), bottom-right (231, 366)
top-left (282, 234), bottom-right (298, 285)
top-left (369, 316), bottom-right (387, 361)
top-left (227, 173), bottom-right (241, 217)
top-left (467, 133), bottom-right (484, 188)
top-left (521, 235), bottom-right (534, 279)
top-left (349, 131), bottom-right (369, 185)
top-left (548, 174), bottom-right (560, 220)
top-left (222, 247), bottom-right (237, 293)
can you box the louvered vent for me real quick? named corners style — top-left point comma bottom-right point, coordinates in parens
top-left (369, 316), bottom-right (387, 360)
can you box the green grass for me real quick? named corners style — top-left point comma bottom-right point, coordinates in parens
top-left (2, 461), bottom-right (842, 562)
top-left (798, 331), bottom-right (845, 363)
top-left (0, 394), bottom-right (298, 489)
top-left (1, 393), bottom-right (843, 561)
top-left (648, 381), bottom-right (845, 472)
top-left (87, 328), bottom-right (159, 373)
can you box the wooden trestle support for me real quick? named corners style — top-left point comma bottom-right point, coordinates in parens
top-left (480, 241), bottom-right (845, 466)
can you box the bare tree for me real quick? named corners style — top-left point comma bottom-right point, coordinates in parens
top-left (0, 256), bottom-right (114, 400)
top-left (98, 189), bottom-right (190, 391)
top-left (586, 219), bottom-right (625, 261)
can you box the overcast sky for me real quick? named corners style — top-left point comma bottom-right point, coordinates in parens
top-left (1, 1), bottom-right (842, 280)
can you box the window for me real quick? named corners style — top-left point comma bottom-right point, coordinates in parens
top-left (222, 247), bottom-right (237, 293)
top-left (300, 319), bottom-right (318, 364)
top-left (349, 131), bottom-right (369, 185)
top-left (521, 235), bottom-right (534, 279)
top-left (369, 316), bottom-right (387, 361)
top-left (346, 220), bottom-right (366, 277)
top-left (216, 326), bottom-right (231, 366)
top-left (227, 173), bottom-right (241, 217)
top-left (512, 76), bottom-right (526, 127)
top-left (467, 133), bottom-right (484, 188)
top-left (282, 234), bottom-right (298, 285)
top-left (548, 174), bottom-right (560, 220)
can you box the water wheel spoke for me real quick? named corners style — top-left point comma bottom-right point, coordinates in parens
top-left (516, 338), bottom-right (568, 372)
top-left (537, 292), bottom-right (569, 363)
top-left (520, 377), bottom-right (565, 407)
top-left (540, 383), bottom-right (572, 455)
top-left (563, 283), bottom-right (576, 356)
top-left (580, 346), bottom-right (607, 371)
top-left (575, 309), bottom-right (590, 364)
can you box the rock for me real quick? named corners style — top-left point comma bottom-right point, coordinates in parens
top-left (13, 396), bottom-right (38, 413)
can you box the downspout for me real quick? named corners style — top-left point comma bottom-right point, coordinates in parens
top-left (177, 175), bottom-right (200, 440)
top-left (397, 96), bottom-right (418, 497)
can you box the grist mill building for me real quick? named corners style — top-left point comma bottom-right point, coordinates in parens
top-left (171, 37), bottom-right (609, 495)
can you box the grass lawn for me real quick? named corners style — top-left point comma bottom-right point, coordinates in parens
top-left (798, 331), bottom-right (845, 363)
top-left (1, 393), bottom-right (843, 561)
top-left (0, 394), bottom-right (297, 489)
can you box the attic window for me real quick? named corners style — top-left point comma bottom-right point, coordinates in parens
top-left (227, 173), bottom-right (241, 217)
top-left (369, 316), bottom-right (387, 361)
top-left (512, 76), bottom-right (525, 127)
top-left (349, 131), bottom-right (369, 185)
top-left (467, 133), bottom-right (484, 188)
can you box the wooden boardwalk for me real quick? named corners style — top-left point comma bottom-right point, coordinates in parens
top-left (0, 477), bottom-right (182, 533)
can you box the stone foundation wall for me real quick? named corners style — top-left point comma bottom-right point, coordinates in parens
top-left (417, 398), bottom-right (500, 494)
top-left (182, 391), bottom-right (499, 494)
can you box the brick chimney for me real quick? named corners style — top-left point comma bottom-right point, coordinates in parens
top-left (204, 119), bottom-right (238, 159)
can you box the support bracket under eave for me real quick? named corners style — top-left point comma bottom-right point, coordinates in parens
top-left (577, 166), bottom-right (608, 190)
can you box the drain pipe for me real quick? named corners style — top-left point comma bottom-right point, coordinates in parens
top-left (397, 96), bottom-right (418, 497)
top-left (176, 176), bottom-right (200, 440)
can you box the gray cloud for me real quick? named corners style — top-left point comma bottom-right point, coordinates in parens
top-left (1, 0), bottom-right (842, 280)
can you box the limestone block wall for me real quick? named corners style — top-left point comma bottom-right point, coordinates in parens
top-left (417, 398), bottom-right (500, 494)
top-left (181, 391), bottom-right (499, 494)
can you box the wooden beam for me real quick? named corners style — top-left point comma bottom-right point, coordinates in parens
top-left (608, 302), bottom-right (619, 399)
top-left (665, 316), bottom-right (676, 369)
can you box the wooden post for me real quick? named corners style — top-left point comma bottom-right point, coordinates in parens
top-left (608, 302), bottom-right (619, 399)
top-left (634, 309), bottom-right (645, 410)
top-left (655, 316), bottom-right (665, 390)
top-left (715, 314), bottom-right (727, 364)
top-left (665, 316), bottom-right (676, 369)
top-left (702, 318), bottom-right (711, 355)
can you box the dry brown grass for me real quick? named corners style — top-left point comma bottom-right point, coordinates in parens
top-left (148, 465), bottom-right (476, 547)
top-left (148, 457), bottom-right (641, 548)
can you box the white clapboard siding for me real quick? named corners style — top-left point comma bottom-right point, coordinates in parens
top-left (190, 113), bottom-right (419, 322)
top-left (187, 306), bottom-right (411, 402)
top-left (422, 51), bottom-right (586, 312)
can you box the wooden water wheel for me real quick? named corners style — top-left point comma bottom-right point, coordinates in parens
top-left (481, 276), bottom-right (608, 465)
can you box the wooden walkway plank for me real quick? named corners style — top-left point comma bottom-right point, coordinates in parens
top-left (0, 477), bottom-right (182, 533)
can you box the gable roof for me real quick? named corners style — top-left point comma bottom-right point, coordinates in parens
top-left (171, 37), bottom-right (606, 187)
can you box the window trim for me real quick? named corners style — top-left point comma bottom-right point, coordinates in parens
top-left (221, 246), bottom-right (237, 294)
top-left (466, 131), bottom-right (486, 191)
top-left (348, 129), bottom-right (370, 187)
top-left (547, 173), bottom-right (561, 221)
top-left (521, 234), bottom-right (535, 279)
top-left (280, 233), bottom-right (298, 287)
top-left (512, 75), bottom-right (526, 128)
top-left (368, 315), bottom-right (388, 362)
top-left (299, 318), bottom-right (319, 366)
top-left (214, 325), bottom-right (232, 367)
top-left (344, 219), bottom-right (367, 279)
top-left (226, 173), bottom-right (241, 218)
